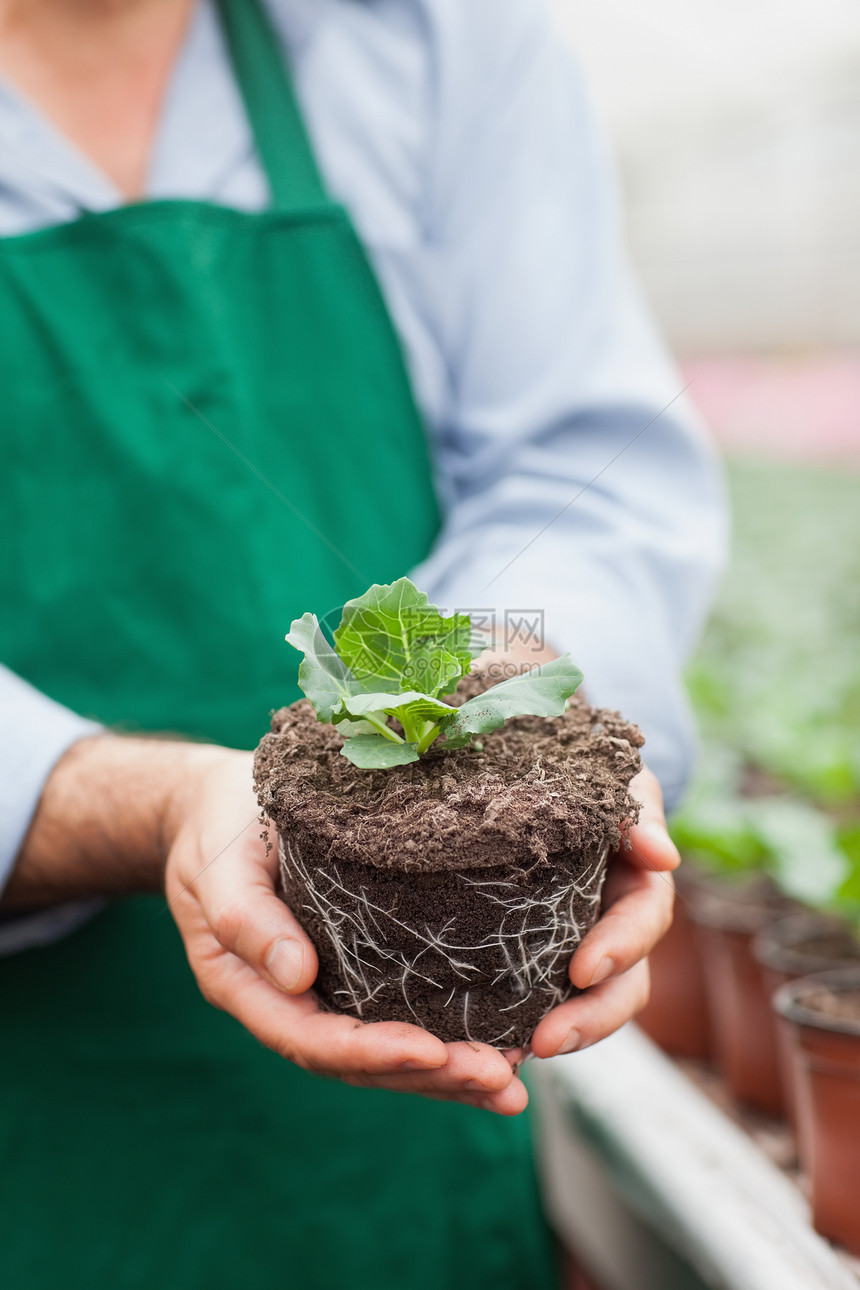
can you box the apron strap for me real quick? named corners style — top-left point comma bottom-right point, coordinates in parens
top-left (214, 0), bottom-right (327, 212)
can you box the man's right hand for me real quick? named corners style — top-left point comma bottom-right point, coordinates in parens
top-left (164, 747), bottom-right (529, 1113)
top-left (7, 734), bottom-right (528, 1114)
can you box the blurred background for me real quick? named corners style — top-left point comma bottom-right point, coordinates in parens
top-left (554, 0), bottom-right (860, 353)
top-left (551, 0), bottom-right (860, 905)
top-left (539, 10), bottom-right (860, 1286)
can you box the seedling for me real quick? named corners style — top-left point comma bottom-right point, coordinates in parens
top-left (258, 576), bottom-right (639, 1045)
top-left (286, 577), bottom-right (583, 768)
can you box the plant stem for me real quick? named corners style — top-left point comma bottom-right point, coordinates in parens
top-left (362, 713), bottom-right (405, 744)
top-left (399, 713), bottom-right (420, 744)
top-left (416, 722), bottom-right (442, 754)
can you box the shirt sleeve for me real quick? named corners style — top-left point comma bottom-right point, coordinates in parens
top-left (407, 0), bottom-right (728, 810)
top-left (0, 666), bottom-right (102, 893)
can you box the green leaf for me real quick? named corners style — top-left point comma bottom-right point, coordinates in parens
top-left (334, 578), bottom-right (473, 698)
top-left (334, 717), bottom-right (378, 737)
top-left (334, 691), bottom-right (457, 752)
top-left (745, 798), bottom-right (849, 908)
top-left (670, 799), bottom-right (766, 874)
top-left (285, 612), bottom-right (362, 723)
top-left (335, 690), bottom-right (455, 725)
top-left (285, 582), bottom-right (589, 770)
top-left (445, 655), bottom-right (584, 741)
top-left (340, 734), bottom-right (420, 768)
top-left (836, 827), bottom-right (860, 925)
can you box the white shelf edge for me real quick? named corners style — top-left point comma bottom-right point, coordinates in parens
top-left (532, 1024), bottom-right (858, 1290)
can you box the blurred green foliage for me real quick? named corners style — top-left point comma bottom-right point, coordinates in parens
top-left (673, 458), bottom-right (860, 918)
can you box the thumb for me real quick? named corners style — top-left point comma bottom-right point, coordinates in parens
top-left (625, 766), bottom-right (681, 873)
top-left (182, 832), bottom-right (320, 995)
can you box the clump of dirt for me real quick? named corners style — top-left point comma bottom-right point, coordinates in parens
top-left (253, 670), bottom-right (642, 1046)
top-left (801, 987), bottom-right (860, 1027)
top-left (255, 679), bottom-right (641, 872)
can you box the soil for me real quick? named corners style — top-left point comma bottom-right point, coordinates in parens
top-left (754, 914), bottom-right (860, 977)
top-left (254, 671), bottom-right (642, 1045)
top-left (801, 987), bottom-right (860, 1026)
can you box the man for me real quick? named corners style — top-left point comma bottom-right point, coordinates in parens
top-left (0, 0), bottom-right (725, 1286)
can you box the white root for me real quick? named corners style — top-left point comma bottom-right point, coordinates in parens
top-left (279, 838), bottom-right (609, 1047)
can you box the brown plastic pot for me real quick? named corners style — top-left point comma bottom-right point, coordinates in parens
top-left (691, 876), bottom-right (798, 1116)
top-left (774, 968), bottom-right (860, 1255)
top-left (637, 865), bottom-right (713, 1059)
top-left (754, 915), bottom-right (860, 1126)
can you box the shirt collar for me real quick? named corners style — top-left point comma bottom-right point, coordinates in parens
top-left (150, 0), bottom-right (322, 201)
top-left (147, 0), bottom-right (251, 201)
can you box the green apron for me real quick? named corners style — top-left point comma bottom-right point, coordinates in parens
top-left (0, 1), bottom-right (556, 1286)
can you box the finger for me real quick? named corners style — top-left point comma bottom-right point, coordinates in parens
top-left (346, 1041), bottom-right (514, 1092)
top-left (502, 1046), bottom-right (526, 1069)
top-left (342, 1043), bottom-right (518, 1097)
top-left (201, 900), bottom-right (516, 1082)
top-left (625, 767), bottom-right (680, 872)
top-left (463, 1078), bottom-right (530, 1115)
top-left (435, 1041), bottom-right (517, 1089)
top-left (183, 909), bottom-right (525, 1101)
top-left (243, 986), bottom-right (450, 1074)
top-left (530, 960), bottom-right (650, 1059)
top-left (395, 1076), bottom-right (530, 1117)
top-left (177, 910), bottom-right (449, 1072)
top-left (570, 865), bottom-right (675, 988)
top-left (183, 831), bottom-right (319, 996)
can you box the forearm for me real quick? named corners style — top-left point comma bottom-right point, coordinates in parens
top-left (2, 733), bottom-right (221, 910)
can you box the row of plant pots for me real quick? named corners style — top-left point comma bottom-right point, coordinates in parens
top-left (639, 866), bottom-right (860, 1256)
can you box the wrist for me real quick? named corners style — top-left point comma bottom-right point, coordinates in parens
top-left (4, 734), bottom-right (225, 908)
top-left (158, 742), bottom-right (229, 857)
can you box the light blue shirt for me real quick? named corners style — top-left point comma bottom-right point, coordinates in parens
top-left (0, 0), bottom-right (726, 936)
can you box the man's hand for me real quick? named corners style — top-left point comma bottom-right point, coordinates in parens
top-left (164, 749), bottom-right (528, 1115)
top-left (473, 639), bottom-right (679, 1062)
top-left (530, 764), bottom-right (678, 1057)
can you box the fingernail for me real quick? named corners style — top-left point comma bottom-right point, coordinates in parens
top-left (400, 1058), bottom-right (445, 1071)
top-left (555, 1026), bottom-right (582, 1056)
top-left (590, 955), bottom-right (615, 986)
top-left (465, 1078), bottom-right (495, 1092)
top-left (265, 938), bottom-right (304, 992)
